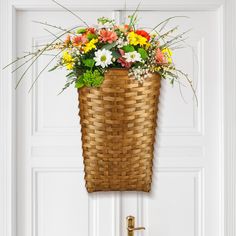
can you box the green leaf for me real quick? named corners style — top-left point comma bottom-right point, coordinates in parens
top-left (101, 42), bottom-right (116, 50)
top-left (66, 71), bottom-right (74, 77)
top-left (82, 58), bottom-right (95, 68)
top-left (75, 76), bottom-right (85, 88)
top-left (112, 51), bottom-right (121, 59)
top-left (80, 70), bottom-right (104, 87)
top-left (91, 70), bottom-right (104, 87)
top-left (48, 64), bottom-right (59, 72)
top-left (76, 28), bottom-right (86, 34)
top-left (138, 48), bottom-right (148, 60)
top-left (122, 45), bottom-right (135, 52)
top-left (87, 33), bottom-right (97, 40)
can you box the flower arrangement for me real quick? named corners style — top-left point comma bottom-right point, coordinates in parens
top-left (3, 1), bottom-right (198, 192)
top-left (4, 0), bottom-right (196, 101)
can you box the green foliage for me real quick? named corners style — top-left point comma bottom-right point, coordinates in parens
top-left (87, 33), bottom-right (97, 40)
top-left (97, 17), bottom-right (114, 25)
top-left (101, 42), bottom-right (116, 50)
top-left (82, 58), bottom-right (95, 68)
top-left (76, 28), bottom-right (86, 34)
top-left (75, 76), bottom-right (84, 88)
top-left (138, 48), bottom-right (148, 60)
top-left (75, 70), bottom-right (104, 88)
top-left (112, 51), bottom-right (121, 59)
top-left (122, 45), bottom-right (135, 52)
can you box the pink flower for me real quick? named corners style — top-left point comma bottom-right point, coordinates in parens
top-left (155, 48), bottom-right (168, 64)
top-left (99, 29), bottom-right (118, 43)
top-left (73, 35), bottom-right (88, 46)
top-left (117, 49), bottom-right (132, 68)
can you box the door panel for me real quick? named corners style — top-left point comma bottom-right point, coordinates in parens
top-left (16, 8), bottom-right (221, 236)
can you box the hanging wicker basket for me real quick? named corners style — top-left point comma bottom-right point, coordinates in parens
top-left (78, 69), bottom-right (161, 192)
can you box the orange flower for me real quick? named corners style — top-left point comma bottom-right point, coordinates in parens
top-left (64, 35), bottom-right (71, 45)
top-left (99, 29), bottom-right (118, 43)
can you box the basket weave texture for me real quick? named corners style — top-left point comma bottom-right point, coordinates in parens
top-left (78, 69), bottom-right (161, 192)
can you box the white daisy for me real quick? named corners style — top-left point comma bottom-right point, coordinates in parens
top-left (94, 49), bottom-right (113, 68)
top-left (124, 51), bottom-right (142, 63)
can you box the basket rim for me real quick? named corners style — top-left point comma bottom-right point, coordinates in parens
top-left (105, 68), bottom-right (129, 76)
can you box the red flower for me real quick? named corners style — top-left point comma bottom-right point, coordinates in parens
top-left (117, 49), bottom-right (132, 68)
top-left (135, 30), bottom-right (150, 41)
top-left (99, 29), bottom-right (118, 43)
top-left (86, 28), bottom-right (96, 34)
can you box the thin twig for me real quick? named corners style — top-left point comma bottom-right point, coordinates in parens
top-left (23, 50), bottom-right (58, 56)
top-left (32, 43), bottom-right (57, 48)
top-left (163, 37), bottom-right (189, 49)
top-left (33, 20), bottom-right (68, 32)
top-left (175, 69), bottom-right (198, 106)
top-left (159, 20), bottom-right (169, 33)
top-left (161, 29), bottom-right (191, 48)
top-left (32, 20), bottom-right (78, 35)
top-left (150, 16), bottom-right (189, 33)
top-left (123, 0), bottom-right (127, 24)
top-left (15, 25), bottom-right (77, 88)
top-left (159, 26), bottom-right (179, 39)
top-left (177, 77), bottom-right (188, 104)
top-left (44, 28), bottom-right (63, 42)
top-left (51, 0), bottom-right (89, 27)
top-left (12, 55), bottom-right (37, 73)
top-left (169, 45), bottom-right (186, 50)
top-left (128, 1), bottom-right (142, 30)
top-left (3, 52), bottom-right (35, 69)
top-left (28, 50), bottom-right (62, 92)
top-left (167, 67), bottom-right (188, 103)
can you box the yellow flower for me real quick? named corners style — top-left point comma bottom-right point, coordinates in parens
top-left (162, 48), bottom-right (173, 64)
top-left (128, 32), bottom-right (147, 46)
top-left (66, 62), bottom-right (74, 70)
top-left (83, 38), bottom-right (98, 53)
top-left (62, 51), bottom-right (74, 70)
top-left (62, 51), bottom-right (73, 62)
top-left (145, 42), bottom-right (151, 50)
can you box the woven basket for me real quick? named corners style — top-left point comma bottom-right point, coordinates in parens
top-left (78, 68), bottom-right (161, 192)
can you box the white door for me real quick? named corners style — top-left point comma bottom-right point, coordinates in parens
top-left (16, 4), bottom-right (223, 236)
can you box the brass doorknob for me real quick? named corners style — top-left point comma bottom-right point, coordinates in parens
top-left (126, 216), bottom-right (145, 236)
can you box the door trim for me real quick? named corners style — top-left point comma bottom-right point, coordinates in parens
top-left (0, 1), bottom-right (233, 236)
